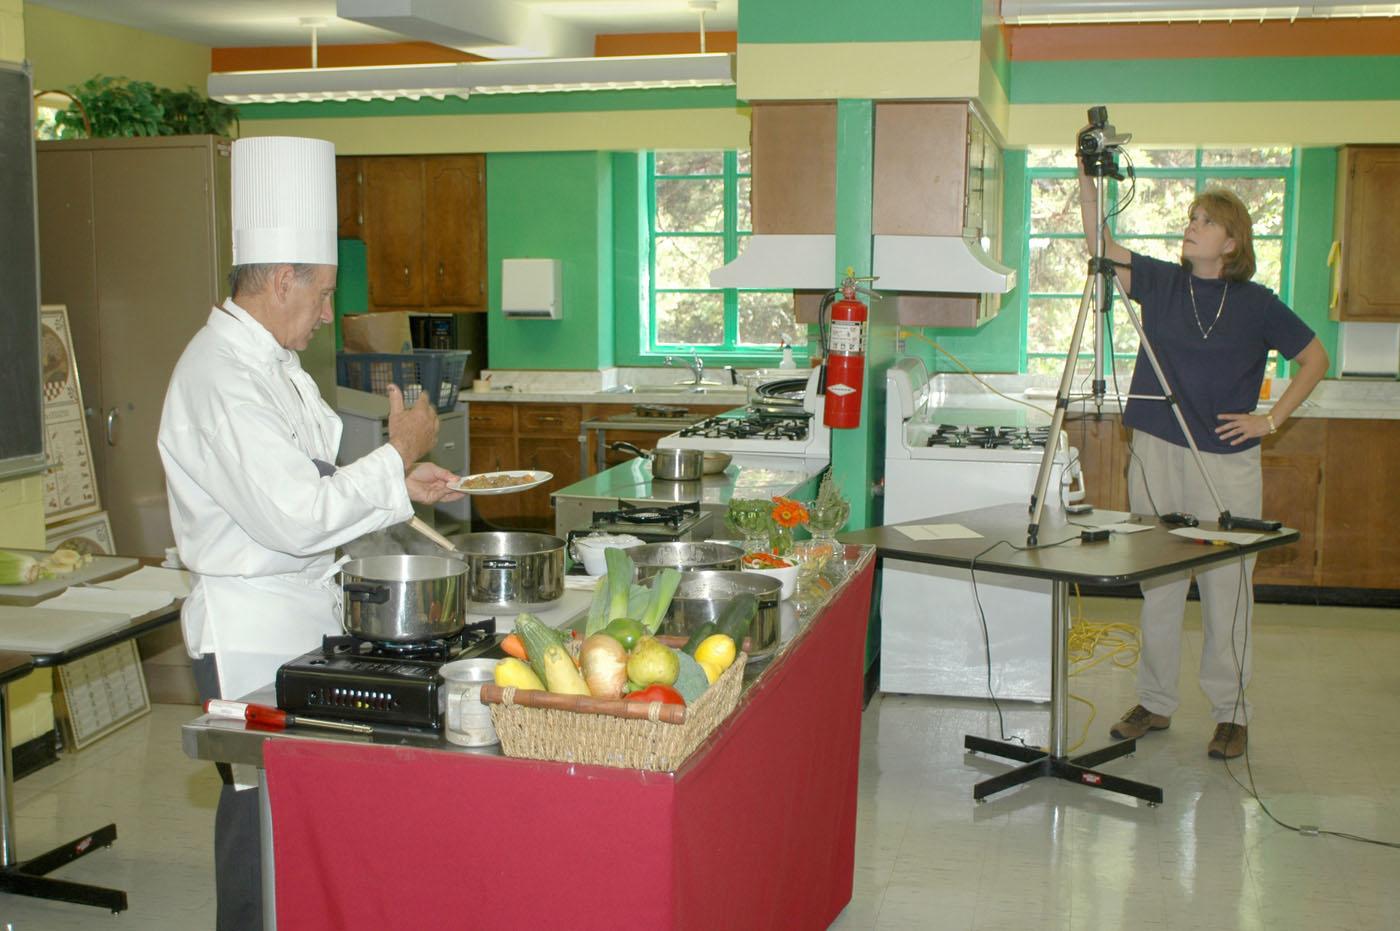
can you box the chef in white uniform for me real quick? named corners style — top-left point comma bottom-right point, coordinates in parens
top-left (158, 136), bottom-right (459, 931)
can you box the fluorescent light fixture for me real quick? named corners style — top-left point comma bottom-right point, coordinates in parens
top-left (1002, 1), bottom-right (1400, 23)
top-left (208, 53), bottom-right (735, 104)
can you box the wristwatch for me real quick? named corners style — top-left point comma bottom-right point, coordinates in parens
top-left (1266, 413), bottom-right (1277, 434)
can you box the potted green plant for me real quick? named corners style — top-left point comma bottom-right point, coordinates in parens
top-left (48, 75), bottom-right (238, 139)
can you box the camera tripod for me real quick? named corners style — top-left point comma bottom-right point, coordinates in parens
top-left (1024, 108), bottom-right (1277, 545)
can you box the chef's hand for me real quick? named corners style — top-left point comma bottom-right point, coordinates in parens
top-left (387, 384), bottom-right (439, 468)
top-left (1215, 412), bottom-right (1271, 446)
top-left (405, 462), bottom-right (464, 504)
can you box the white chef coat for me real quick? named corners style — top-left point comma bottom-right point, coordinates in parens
top-left (159, 298), bottom-right (413, 702)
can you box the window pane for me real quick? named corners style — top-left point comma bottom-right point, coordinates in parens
top-left (1201, 146), bottom-right (1291, 167)
top-left (1116, 177), bottom-right (1196, 236)
top-left (736, 150), bottom-right (751, 174)
top-left (736, 177), bottom-right (752, 231)
top-left (1028, 238), bottom-right (1088, 296)
top-left (655, 178), bottom-right (723, 232)
top-left (1123, 147), bottom-right (1194, 169)
top-left (738, 292), bottom-right (804, 346)
top-left (1203, 176), bottom-right (1286, 236)
top-left (654, 151), bottom-right (723, 175)
top-left (1027, 297), bottom-right (1082, 356)
top-left (1110, 312), bottom-right (1141, 357)
top-left (656, 292), bottom-right (723, 344)
top-left (1121, 236), bottom-right (1183, 265)
top-left (654, 235), bottom-right (724, 288)
top-left (1254, 239), bottom-right (1283, 294)
top-left (1030, 177), bottom-right (1082, 234)
top-left (1027, 147), bottom-right (1076, 168)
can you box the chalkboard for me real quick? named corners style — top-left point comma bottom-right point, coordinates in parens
top-left (0, 61), bottom-right (45, 480)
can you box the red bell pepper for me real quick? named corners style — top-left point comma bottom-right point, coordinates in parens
top-left (624, 684), bottom-right (686, 707)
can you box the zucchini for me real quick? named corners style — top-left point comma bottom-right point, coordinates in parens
top-left (539, 644), bottom-right (590, 696)
top-left (681, 621), bottom-right (719, 657)
top-left (714, 593), bottom-right (759, 652)
top-left (515, 613), bottom-right (568, 687)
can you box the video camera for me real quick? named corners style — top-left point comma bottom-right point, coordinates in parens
top-left (1077, 106), bottom-right (1131, 158)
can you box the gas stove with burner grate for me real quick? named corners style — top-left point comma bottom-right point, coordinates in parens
top-left (275, 619), bottom-right (500, 731)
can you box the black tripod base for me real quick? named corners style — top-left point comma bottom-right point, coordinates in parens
top-left (964, 735), bottom-right (1163, 806)
top-left (0, 823), bottom-right (128, 913)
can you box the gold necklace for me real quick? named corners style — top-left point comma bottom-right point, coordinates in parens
top-left (1188, 276), bottom-right (1229, 340)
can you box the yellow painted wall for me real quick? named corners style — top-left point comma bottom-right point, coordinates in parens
top-left (23, 2), bottom-right (209, 91)
top-left (0, 0), bottom-right (22, 61)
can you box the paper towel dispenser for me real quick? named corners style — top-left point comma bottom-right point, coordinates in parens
top-left (501, 258), bottom-right (562, 319)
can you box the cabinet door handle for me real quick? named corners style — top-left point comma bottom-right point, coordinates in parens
top-left (105, 408), bottom-right (119, 446)
top-left (441, 441), bottom-right (456, 450)
top-left (438, 262), bottom-right (445, 278)
top-left (403, 265), bottom-right (410, 283)
top-left (537, 416), bottom-right (562, 424)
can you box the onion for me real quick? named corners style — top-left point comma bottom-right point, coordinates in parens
top-left (579, 633), bottom-right (630, 699)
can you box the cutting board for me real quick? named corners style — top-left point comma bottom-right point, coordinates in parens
top-left (0, 552), bottom-right (142, 606)
top-left (0, 604), bottom-right (132, 654)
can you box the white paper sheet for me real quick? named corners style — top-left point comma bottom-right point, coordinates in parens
top-left (894, 523), bottom-right (983, 541)
top-left (1168, 528), bottom-right (1265, 546)
top-left (37, 586), bottom-right (174, 618)
top-left (94, 566), bottom-right (194, 598)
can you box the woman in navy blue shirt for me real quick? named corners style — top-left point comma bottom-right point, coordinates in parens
top-left (1077, 164), bottom-right (1328, 760)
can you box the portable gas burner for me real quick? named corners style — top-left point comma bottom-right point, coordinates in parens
top-left (575, 500), bottom-right (714, 545)
top-left (275, 618), bottom-right (498, 731)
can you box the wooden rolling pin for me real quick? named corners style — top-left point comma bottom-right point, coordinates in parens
top-left (479, 683), bottom-right (687, 725)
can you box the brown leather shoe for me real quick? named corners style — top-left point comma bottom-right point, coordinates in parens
top-left (1109, 704), bottom-right (1171, 740)
top-left (1208, 723), bottom-right (1247, 759)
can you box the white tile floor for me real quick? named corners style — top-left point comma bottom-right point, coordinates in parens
top-left (2, 596), bottom-right (1398, 929)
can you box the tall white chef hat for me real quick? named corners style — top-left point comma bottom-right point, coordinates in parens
top-left (231, 136), bottom-right (337, 266)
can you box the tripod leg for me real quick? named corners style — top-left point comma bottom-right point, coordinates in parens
top-left (1027, 274), bottom-right (1097, 544)
top-left (1107, 273), bottom-right (1229, 519)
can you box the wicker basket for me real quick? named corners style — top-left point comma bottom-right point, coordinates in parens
top-left (488, 654), bottom-right (747, 772)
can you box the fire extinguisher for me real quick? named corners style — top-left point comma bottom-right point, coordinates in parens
top-left (822, 274), bottom-right (871, 430)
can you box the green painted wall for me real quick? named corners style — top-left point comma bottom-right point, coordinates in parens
top-left (1009, 56), bottom-right (1400, 104)
top-left (740, 0), bottom-right (982, 43)
top-left (611, 152), bottom-right (647, 365)
top-left (1288, 147), bottom-right (1339, 370)
top-left (334, 238), bottom-right (370, 352)
top-left (487, 151), bottom-right (614, 370)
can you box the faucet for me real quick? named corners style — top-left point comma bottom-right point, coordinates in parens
top-left (664, 354), bottom-right (705, 386)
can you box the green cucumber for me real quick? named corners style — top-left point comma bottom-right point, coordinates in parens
top-left (681, 621), bottom-right (719, 657)
top-left (714, 593), bottom-right (759, 652)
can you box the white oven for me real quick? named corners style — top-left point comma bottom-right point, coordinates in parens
top-left (657, 368), bottom-right (830, 468)
top-left (879, 359), bottom-right (1084, 701)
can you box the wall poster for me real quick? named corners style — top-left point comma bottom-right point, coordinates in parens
top-left (46, 510), bottom-right (117, 556)
top-left (40, 304), bottom-right (101, 524)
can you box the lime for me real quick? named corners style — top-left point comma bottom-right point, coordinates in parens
top-left (603, 617), bottom-right (646, 651)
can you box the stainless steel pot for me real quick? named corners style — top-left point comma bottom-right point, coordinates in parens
top-left (342, 555), bottom-right (467, 643)
top-left (661, 570), bottom-right (782, 659)
top-left (629, 541), bottom-right (742, 581)
top-left (610, 442), bottom-right (710, 481)
top-left (452, 531), bottom-right (565, 609)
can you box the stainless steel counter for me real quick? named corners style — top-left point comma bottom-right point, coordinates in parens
top-left (181, 546), bottom-right (874, 769)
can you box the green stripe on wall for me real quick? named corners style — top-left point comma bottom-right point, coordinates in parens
top-left (739, 0), bottom-right (981, 43)
top-left (236, 85), bottom-right (739, 120)
top-left (1010, 56), bottom-right (1400, 104)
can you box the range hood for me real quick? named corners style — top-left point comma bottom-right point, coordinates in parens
top-left (707, 233), bottom-right (1015, 295)
top-left (872, 234), bottom-right (1016, 294)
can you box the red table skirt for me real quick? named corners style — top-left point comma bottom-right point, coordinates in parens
top-left (266, 561), bottom-right (874, 930)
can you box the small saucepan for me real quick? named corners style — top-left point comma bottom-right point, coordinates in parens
top-left (611, 442), bottom-right (730, 480)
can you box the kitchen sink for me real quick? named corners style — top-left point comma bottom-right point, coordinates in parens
top-left (642, 383), bottom-right (742, 396)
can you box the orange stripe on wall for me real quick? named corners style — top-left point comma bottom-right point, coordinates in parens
top-left (594, 32), bottom-right (737, 57)
top-left (1007, 19), bottom-right (1400, 61)
top-left (212, 42), bottom-right (486, 72)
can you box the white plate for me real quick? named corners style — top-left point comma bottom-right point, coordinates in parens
top-left (451, 470), bottom-right (552, 496)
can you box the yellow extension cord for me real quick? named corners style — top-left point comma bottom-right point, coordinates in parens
top-left (895, 331), bottom-right (1141, 752)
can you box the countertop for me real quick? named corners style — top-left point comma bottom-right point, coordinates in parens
top-left (551, 455), bottom-right (826, 510)
top-left (181, 546), bottom-right (875, 768)
top-left (460, 386), bottom-right (751, 407)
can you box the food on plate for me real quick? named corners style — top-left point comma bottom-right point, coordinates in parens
top-left (627, 636), bottom-right (680, 688)
top-left (741, 552), bottom-right (793, 569)
top-left (494, 657), bottom-right (545, 691)
top-left (461, 471), bottom-right (536, 490)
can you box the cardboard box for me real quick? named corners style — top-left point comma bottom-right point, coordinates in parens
top-left (341, 312), bottom-right (413, 354)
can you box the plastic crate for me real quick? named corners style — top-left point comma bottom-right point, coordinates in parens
top-left (336, 350), bottom-right (468, 413)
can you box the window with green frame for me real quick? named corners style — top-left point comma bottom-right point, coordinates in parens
top-left (1022, 146), bottom-right (1295, 382)
top-left (646, 150), bottom-right (805, 358)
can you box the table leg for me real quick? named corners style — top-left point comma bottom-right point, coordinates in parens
top-left (0, 683), bottom-right (128, 912)
top-left (964, 580), bottom-right (1163, 806)
top-left (261, 768), bottom-right (277, 930)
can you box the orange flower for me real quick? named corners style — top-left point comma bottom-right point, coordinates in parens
top-left (770, 496), bottom-right (809, 529)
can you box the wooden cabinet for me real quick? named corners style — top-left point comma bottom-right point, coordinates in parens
top-left (1320, 419), bottom-right (1400, 589)
top-left (750, 102), bottom-right (836, 236)
top-left (1065, 413), bottom-right (1130, 512)
top-left (1257, 420), bottom-right (1325, 585)
top-left (352, 154), bottom-right (486, 313)
top-left (336, 156), bottom-right (362, 239)
top-left (1333, 146), bottom-right (1400, 321)
top-left (464, 402), bottom-right (580, 531)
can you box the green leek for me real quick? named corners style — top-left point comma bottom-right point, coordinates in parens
top-left (638, 568), bottom-right (682, 634)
